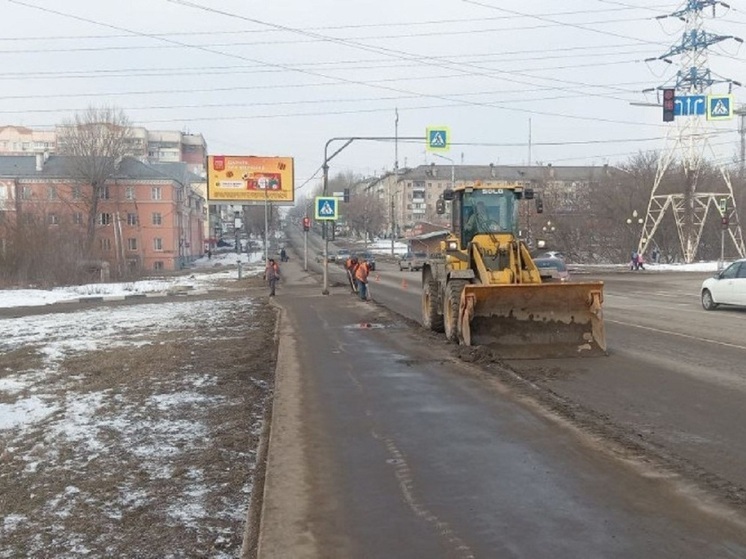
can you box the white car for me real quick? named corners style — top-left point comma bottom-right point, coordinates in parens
top-left (701, 259), bottom-right (746, 310)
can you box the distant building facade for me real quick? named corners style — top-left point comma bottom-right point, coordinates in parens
top-left (0, 125), bottom-right (207, 176)
top-left (353, 163), bottom-right (618, 236)
top-left (0, 155), bottom-right (206, 273)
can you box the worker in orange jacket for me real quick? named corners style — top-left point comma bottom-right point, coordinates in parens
top-left (345, 256), bottom-right (359, 294)
top-left (355, 259), bottom-right (370, 301)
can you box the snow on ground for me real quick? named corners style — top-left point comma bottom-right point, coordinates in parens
top-left (0, 250), bottom-right (266, 308)
top-left (0, 250), bottom-right (277, 557)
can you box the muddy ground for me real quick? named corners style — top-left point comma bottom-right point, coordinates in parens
top-left (0, 276), bottom-right (276, 559)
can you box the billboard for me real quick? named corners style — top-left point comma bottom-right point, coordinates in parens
top-left (207, 155), bottom-right (294, 203)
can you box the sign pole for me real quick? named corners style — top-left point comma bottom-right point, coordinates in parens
top-left (264, 188), bottom-right (269, 264)
top-left (322, 161), bottom-right (330, 295)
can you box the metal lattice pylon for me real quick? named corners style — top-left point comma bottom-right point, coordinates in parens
top-left (640, 0), bottom-right (745, 262)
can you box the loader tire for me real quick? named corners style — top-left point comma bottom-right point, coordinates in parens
top-left (444, 280), bottom-right (468, 343)
top-left (422, 280), bottom-right (444, 332)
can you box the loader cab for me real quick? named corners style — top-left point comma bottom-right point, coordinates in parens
top-left (450, 187), bottom-right (519, 248)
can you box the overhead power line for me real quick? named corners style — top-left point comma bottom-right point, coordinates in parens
top-left (5, 0), bottom-right (667, 127)
top-left (0, 4), bottom-right (673, 42)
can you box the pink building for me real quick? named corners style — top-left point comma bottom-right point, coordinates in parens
top-left (0, 155), bottom-right (206, 274)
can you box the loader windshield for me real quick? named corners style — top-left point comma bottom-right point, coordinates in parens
top-left (462, 189), bottom-right (517, 245)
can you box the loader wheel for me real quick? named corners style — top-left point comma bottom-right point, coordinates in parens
top-left (422, 280), bottom-right (444, 332)
top-left (444, 280), bottom-right (468, 343)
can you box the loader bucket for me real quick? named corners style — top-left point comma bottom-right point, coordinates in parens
top-left (459, 282), bottom-right (606, 359)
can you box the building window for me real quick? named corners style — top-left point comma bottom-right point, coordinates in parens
top-left (154, 261), bottom-right (164, 270)
top-left (21, 186), bottom-right (32, 200)
top-left (98, 213), bottom-right (113, 226)
top-left (73, 212), bottom-right (83, 225)
top-left (152, 212), bottom-right (162, 226)
top-left (47, 187), bottom-right (58, 201)
top-left (153, 238), bottom-right (163, 251)
top-left (47, 213), bottom-right (59, 225)
top-left (100, 238), bottom-right (112, 251)
top-left (127, 213), bottom-right (138, 226)
top-left (127, 238), bottom-right (137, 251)
top-left (125, 186), bottom-right (135, 200)
top-left (98, 185), bottom-right (110, 199)
top-left (72, 185), bottom-right (81, 200)
top-left (151, 186), bottom-right (162, 200)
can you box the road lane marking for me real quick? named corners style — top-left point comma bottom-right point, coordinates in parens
top-left (606, 319), bottom-right (746, 351)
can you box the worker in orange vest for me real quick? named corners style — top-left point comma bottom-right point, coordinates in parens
top-left (345, 256), bottom-right (359, 294)
top-left (355, 259), bottom-right (370, 301)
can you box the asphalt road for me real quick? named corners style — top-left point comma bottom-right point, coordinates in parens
top-left (259, 229), bottom-right (746, 558)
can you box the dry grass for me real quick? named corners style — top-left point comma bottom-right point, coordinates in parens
top-left (0, 294), bottom-right (277, 559)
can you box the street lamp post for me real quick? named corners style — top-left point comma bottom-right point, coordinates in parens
top-left (320, 135), bottom-right (423, 295)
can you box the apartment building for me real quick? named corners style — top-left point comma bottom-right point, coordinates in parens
top-left (0, 155), bottom-right (206, 273)
top-left (0, 125), bottom-right (207, 175)
top-left (359, 163), bottom-right (616, 235)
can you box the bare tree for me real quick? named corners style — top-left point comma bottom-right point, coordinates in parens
top-left (56, 106), bottom-right (133, 255)
top-left (343, 193), bottom-right (387, 245)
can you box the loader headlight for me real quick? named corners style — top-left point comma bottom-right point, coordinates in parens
top-left (447, 240), bottom-right (458, 251)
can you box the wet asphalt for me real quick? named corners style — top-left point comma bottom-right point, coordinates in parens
top-left (256, 237), bottom-right (746, 558)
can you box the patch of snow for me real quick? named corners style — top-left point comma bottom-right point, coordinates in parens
top-left (0, 395), bottom-right (58, 430)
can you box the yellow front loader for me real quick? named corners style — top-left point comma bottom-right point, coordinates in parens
top-left (421, 183), bottom-right (606, 359)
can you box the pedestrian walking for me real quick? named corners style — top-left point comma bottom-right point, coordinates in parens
top-left (280, 247), bottom-right (288, 262)
top-left (265, 258), bottom-right (280, 297)
top-left (636, 252), bottom-right (645, 271)
top-left (355, 259), bottom-right (370, 301)
top-left (630, 251), bottom-right (639, 271)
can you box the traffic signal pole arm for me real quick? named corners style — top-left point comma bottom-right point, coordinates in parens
top-left (320, 135), bottom-right (423, 295)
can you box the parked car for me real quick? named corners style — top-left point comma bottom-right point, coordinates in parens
top-left (534, 257), bottom-right (570, 282)
top-left (398, 252), bottom-right (428, 271)
top-left (360, 251), bottom-right (376, 271)
top-left (701, 258), bottom-right (746, 310)
top-left (330, 248), bottom-right (350, 263)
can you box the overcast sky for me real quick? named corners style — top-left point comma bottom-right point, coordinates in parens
top-left (3, 0), bottom-right (745, 195)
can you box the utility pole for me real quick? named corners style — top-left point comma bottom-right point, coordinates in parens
top-left (639, 0), bottom-right (744, 262)
top-left (391, 108), bottom-right (399, 257)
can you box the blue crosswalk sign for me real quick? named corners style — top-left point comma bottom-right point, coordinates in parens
top-left (314, 196), bottom-right (338, 220)
top-left (426, 126), bottom-right (450, 152)
top-left (707, 94), bottom-right (733, 121)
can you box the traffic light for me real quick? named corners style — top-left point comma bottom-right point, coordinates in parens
top-left (662, 88), bottom-right (675, 122)
top-left (302, 217), bottom-right (310, 231)
top-left (536, 197), bottom-right (544, 214)
top-left (343, 188), bottom-right (350, 203)
top-left (722, 216), bottom-right (730, 229)
top-left (719, 198), bottom-right (728, 214)
top-left (435, 197), bottom-right (445, 214)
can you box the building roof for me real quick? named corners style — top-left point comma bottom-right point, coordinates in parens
top-left (399, 164), bottom-right (615, 183)
top-left (0, 155), bottom-right (203, 185)
top-left (0, 155), bottom-right (37, 175)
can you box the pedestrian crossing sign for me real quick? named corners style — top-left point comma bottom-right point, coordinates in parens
top-left (314, 196), bottom-right (338, 220)
top-left (426, 126), bottom-right (450, 152)
top-left (706, 94), bottom-right (733, 121)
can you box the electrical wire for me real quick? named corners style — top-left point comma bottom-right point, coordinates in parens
top-left (6, 0), bottom-right (658, 126)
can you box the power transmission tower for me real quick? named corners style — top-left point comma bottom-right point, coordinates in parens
top-left (640, 0), bottom-right (745, 263)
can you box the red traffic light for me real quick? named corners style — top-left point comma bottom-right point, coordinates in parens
top-left (662, 88), bottom-right (676, 122)
top-left (302, 217), bottom-right (310, 231)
